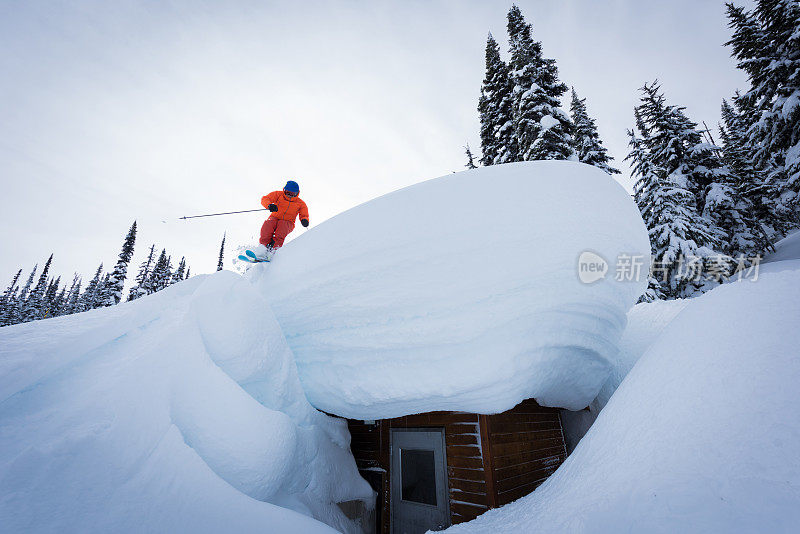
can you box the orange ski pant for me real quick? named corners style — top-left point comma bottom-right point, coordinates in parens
top-left (260, 218), bottom-right (295, 248)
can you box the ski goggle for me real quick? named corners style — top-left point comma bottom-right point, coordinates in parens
top-left (284, 190), bottom-right (298, 197)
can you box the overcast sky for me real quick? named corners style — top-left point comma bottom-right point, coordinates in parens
top-left (0, 0), bottom-right (752, 287)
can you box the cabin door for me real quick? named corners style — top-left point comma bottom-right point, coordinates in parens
top-left (390, 429), bottom-right (450, 534)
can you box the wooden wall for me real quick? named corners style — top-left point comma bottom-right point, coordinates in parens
top-left (346, 400), bottom-right (566, 533)
top-left (485, 399), bottom-right (567, 506)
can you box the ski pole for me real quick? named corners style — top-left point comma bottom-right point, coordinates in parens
top-left (179, 208), bottom-right (266, 220)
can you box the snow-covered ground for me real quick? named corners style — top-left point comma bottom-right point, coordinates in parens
top-left (250, 161), bottom-right (649, 419)
top-left (444, 233), bottom-right (800, 533)
top-left (0, 272), bottom-right (372, 533)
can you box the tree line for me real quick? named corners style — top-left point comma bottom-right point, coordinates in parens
top-left (475, 2), bottom-right (799, 300)
top-left (0, 223), bottom-right (228, 328)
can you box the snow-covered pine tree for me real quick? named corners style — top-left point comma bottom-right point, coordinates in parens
top-left (50, 281), bottom-right (68, 317)
top-left (99, 274), bottom-right (111, 306)
top-left (719, 96), bottom-right (775, 229)
top-left (217, 233), bottom-right (226, 272)
top-left (0, 269), bottom-right (22, 327)
top-left (22, 255), bottom-right (52, 323)
top-left (715, 96), bottom-right (778, 254)
top-left (569, 88), bottom-right (620, 175)
top-left (464, 144), bottom-right (478, 169)
top-left (41, 275), bottom-right (61, 319)
top-left (63, 275), bottom-right (82, 315)
top-left (726, 0), bottom-right (800, 223)
top-left (147, 249), bottom-right (172, 293)
top-left (507, 5), bottom-right (573, 162)
top-left (128, 244), bottom-right (156, 301)
top-left (626, 82), bottom-right (731, 299)
top-left (184, 267), bottom-right (191, 279)
top-left (478, 33), bottom-right (518, 165)
top-left (79, 264), bottom-right (105, 311)
top-left (171, 257), bottom-right (186, 284)
top-left (104, 221), bottom-right (137, 306)
top-left (16, 264), bottom-right (37, 323)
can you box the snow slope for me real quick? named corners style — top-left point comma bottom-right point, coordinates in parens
top-left (594, 298), bottom-right (689, 409)
top-left (0, 272), bottom-right (372, 533)
top-left (251, 161), bottom-right (650, 419)
top-left (444, 266), bottom-right (800, 534)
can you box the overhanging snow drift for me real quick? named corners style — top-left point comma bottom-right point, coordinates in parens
top-left (0, 273), bottom-right (372, 533)
top-left (251, 161), bottom-right (650, 419)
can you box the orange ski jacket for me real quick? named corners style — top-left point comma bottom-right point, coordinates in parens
top-left (261, 191), bottom-right (309, 223)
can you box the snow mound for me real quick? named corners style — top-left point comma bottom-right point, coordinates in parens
top-left (0, 272), bottom-right (372, 533)
top-left (765, 229), bottom-right (800, 264)
top-left (444, 267), bottom-right (800, 534)
top-left (594, 298), bottom-right (689, 409)
top-left (250, 161), bottom-right (649, 419)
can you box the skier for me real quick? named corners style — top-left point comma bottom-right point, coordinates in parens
top-left (251, 180), bottom-right (309, 260)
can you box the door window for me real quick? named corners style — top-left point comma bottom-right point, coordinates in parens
top-left (400, 449), bottom-right (437, 505)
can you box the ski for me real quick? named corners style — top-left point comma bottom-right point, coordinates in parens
top-left (244, 248), bottom-right (274, 262)
top-left (238, 253), bottom-right (270, 263)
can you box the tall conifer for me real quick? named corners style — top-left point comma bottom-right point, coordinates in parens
top-left (569, 88), bottom-right (620, 175)
top-left (78, 264), bottom-right (106, 312)
top-left (217, 233), bottom-right (226, 272)
top-left (128, 245), bottom-right (156, 301)
top-left (105, 221), bottom-right (137, 306)
top-left (726, 0), bottom-right (800, 221)
top-left (507, 5), bottom-right (573, 161)
top-left (627, 83), bottom-right (730, 298)
top-left (172, 257), bottom-right (186, 284)
top-left (478, 33), bottom-right (518, 165)
top-left (0, 269), bottom-right (22, 327)
top-left (63, 275), bottom-right (82, 315)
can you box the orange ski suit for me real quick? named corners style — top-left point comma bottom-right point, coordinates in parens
top-left (260, 191), bottom-right (309, 248)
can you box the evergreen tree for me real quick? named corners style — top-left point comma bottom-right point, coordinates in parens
top-left (148, 249), bottom-right (172, 292)
top-left (63, 275), bottom-right (82, 316)
top-left (0, 269), bottom-right (22, 327)
top-left (23, 255), bottom-right (53, 322)
top-left (725, 0), bottom-right (800, 221)
top-left (569, 88), bottom-right (620, 175)
top-left (128, 245), bottom-right (156, 301)
top-left (50, 281), bottom-right (68, 317)
top-left (507, 5), bottom-right (573, 161)
top-left (478, 33), bottom-right (518, 165)
top-left (217, 233), bottom-right (226, 272)
top-left (41, 275), bottom-right (61, 319)
top-left (79, 264), bottom-right (105, 311)
top-left (184, 267), bottom-right (191, 279)
top-left (464, 144), bottom-right (478, 169)
top-left (105, 221), bottom-right (137, 306)
top-left (626, 82), bottom-right (731, 299)
top-left (15, 265), bottom-right (37, 324)
top-left (720, 93), bottom-right (794, 242)
top-left (171, 257), bottom-right (186, 284)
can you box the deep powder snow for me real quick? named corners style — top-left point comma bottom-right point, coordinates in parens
top-left (250, 161), bottom-right (650, 419)
top-left (0, 272), bottom-right (372, 533)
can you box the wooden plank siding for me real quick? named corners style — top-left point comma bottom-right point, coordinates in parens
top-left (486, 399), bottom-right (568, 507)
top-left (345, 399), bottom-right (567, 533)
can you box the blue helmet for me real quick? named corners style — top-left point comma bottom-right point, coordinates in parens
top-left (284, 180), bottom-right (300, 193)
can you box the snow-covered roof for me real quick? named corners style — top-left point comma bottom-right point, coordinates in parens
top-left (251, 161), bottom-right (650, 419)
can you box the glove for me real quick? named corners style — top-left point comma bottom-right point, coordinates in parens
top-left (268, 203), bottom-right (278, 212)
top-left (301, 219), bottom-right (309, 227)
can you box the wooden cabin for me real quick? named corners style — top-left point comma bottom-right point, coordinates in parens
top-left (345, 398), bottom-right (567, 534)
